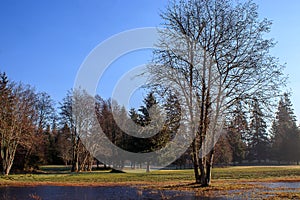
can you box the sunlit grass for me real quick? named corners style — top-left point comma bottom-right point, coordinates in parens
top-left (0, 165), bottom-right (299, 187)
top-left (213, 166), bottom-right (300, 180)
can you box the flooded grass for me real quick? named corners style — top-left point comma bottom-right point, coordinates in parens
top-left (0, 185), bottom-right (200, 200)
top-left (0, 166), bottom-right (299, 199)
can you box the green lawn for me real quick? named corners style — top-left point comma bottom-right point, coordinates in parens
top-left (212, 166), bottom-right (300, 180)
top-left (1, 165), bottom-right (300, 186)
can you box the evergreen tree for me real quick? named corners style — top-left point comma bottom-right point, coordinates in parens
top-left (127, 92), bottom-right (170, 172)
top-left (126, 108), bottom-right (141, 168)
top-left (138, 92), bottom-right (164, 172)
top-left (214, 134), bottom-right (233, 165)
top-left (162, 91), bottom-right (183, 165)
top-left (164, 91), bottom-right (181, 140)
top-left (271, 93), bottom-right (300, 163)
top-left (57, 124), bottom-right (72, 166)
top-left (60, 90), bottom-right (78, 172)
top-left (247, 98), bottom-right (269, 162)
top-left (226, 101), bottom-right (248, 164)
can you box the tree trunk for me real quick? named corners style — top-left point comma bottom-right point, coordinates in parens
top-left (24, 146), bottom-right (33, 170)
top-left (146, 161), bottom-right (150, 173)
top-left (71, 149), bottom-right (79, 172)
top-left (71, 136), bottom-right (77, 172)
top-left (199, 157), bottom-right (206, 185)
top-left (88, 156), bottom-right (93, 172)
top-left (96, 160), bottom-right (99, 168)
top-left (121, 160), bottom-right (124, 170)
top-left (131, 161), bottom-right (136, 169)
top-left (80, 153), bottom-right (89, 171)
top-left (203, 149), bottom-right (214, 187)
top-left (3, 155), bottom-right (13, 176)
top-left (192, 140), bottom-right (201, 183)
top-left (71, 136), bottom-right (80, 172)
top-left (1, 142), bottom-right (18, 176)
top-left (74, 150), bottom-right (79, 172)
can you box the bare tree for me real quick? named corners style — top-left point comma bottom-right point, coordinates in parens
top-left (22, 92), bottom-right (57, 168)
top-left (0, 73), bottom-right (36, 175)
top-left (148, 0), bottom-right (285, 186)
top-left (60, 89), bottom-right (98, 172)
top-left (35, 92), bottom-right (56, 133)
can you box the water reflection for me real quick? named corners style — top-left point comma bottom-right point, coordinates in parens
top-left (1, 182), bottom-right (298, 200)
top-left (0, 186), bottom-right (215, 200)
top-left (262, 181), bottom-right (300, 189)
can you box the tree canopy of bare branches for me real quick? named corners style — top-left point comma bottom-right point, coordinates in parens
top-left (0, 73), bottom-right (37, 175)
top-left (147, 0), bottom-right (285, 186)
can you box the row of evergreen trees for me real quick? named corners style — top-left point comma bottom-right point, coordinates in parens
top-left (214, 93), bottom-right (300, 165)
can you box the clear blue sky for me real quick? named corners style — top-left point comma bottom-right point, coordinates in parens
top-left (0, 0), bottom-right (299, 122)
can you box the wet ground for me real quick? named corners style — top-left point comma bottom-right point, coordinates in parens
top-left (222, 181), bottom-right (300, 199)
top-left (0, 185), bottom-right (210, 200)
top-left (0, 182), bottom-right (299, 199)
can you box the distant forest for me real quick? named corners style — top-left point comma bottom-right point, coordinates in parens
top-left (0, 72), bottom-right (299, 175)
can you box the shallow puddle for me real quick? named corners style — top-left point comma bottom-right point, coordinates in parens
top-left (0, 182), bottom-right (298, 199)
top-left (262, 181), bottom-right (300, 189)
top-left (223, 181), bottom-right (300, 199)
top-left (0, 185), bottom-right (222, 200)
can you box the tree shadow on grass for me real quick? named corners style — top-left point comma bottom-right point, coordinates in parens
top-left (109, 168), bottom-right (125, 173)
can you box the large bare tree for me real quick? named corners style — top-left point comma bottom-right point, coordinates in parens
top-left (148, 0), bottom-right (285, 186)
top-left (0, 73), bottom-right (36, 175)
top-left (60, 89), bottom-right (98, 172)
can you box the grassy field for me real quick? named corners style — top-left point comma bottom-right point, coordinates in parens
top-left (0, 165), bottom-right (300, 185)
top-left (0, 166), bottom-right (299, 198)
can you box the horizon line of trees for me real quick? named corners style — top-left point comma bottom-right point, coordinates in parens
top-left (214, 93), bottom-right (300, 166)
top-left (1, 71), bottom-right (299, 175)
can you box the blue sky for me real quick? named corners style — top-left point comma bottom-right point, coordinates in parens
top-left (0, 0), bottom-right (299, 122)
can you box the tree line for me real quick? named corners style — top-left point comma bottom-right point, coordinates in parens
top-left (0, 72), bottom-right (179, 174)
top-left (214, 94), bottom-right (300, 166)
top-left (0, 71), bottom-right (299, 176)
